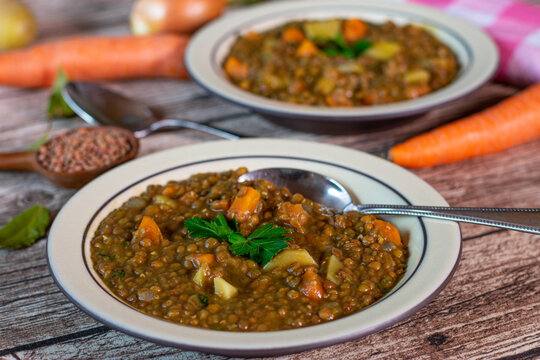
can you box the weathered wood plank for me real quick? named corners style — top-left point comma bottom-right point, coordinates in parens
top-left (1, 0), bottom-right (539, 358)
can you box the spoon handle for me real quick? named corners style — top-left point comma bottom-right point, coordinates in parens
top-left (0, 151), bottom-right (37, 171)
top-left (135, 119), bottom-right (247, 140)
top-left (354, 205), bottom-right (540, 234)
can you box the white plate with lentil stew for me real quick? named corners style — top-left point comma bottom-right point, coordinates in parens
top-left (47, 139), bottom-right (461, 356)
top-left (186, 1), bottom-right (498, 132)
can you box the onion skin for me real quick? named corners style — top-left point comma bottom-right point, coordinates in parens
top-left (130, 0), bottom-right (228, 36)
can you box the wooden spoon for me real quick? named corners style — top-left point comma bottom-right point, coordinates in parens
top-left (0, 126), bottom-right (139, 189)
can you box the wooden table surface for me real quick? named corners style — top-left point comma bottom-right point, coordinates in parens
top-left (1, 1), bottom-right (539, 359)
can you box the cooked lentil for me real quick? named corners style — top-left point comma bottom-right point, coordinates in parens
top-left (223, 18), bottom-right (459, 106)
top-left (37, 127), bottom-right (133, 173)
top-left (90, 168), bottom-right (408, 331)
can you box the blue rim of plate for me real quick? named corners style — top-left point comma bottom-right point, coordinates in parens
top-left (186, 0), bottom-right (499, 122)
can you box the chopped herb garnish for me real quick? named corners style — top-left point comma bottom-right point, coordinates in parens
top-left (120, 241), bottom-right (129, 247)
top-left (352, 40), bottom-right (372, 55)
top-left (197, 293), bottom-right (209, 307)
top-left (98, 253), bottom-right (115, 260)
top-left (110, 270), bottom-right (125, 279)
top-left (185, 214), bottom-right (290, 266)
top-left (315, 34), bottom-right (372, 59)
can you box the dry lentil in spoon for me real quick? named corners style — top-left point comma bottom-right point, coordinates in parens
top-left (37, 127), bottom-right (133, 173)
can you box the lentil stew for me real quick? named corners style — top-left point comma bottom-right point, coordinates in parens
top-left (223, 18), bottom-right (459, 106)
top-left (90, 168), bottom-right (408, 331)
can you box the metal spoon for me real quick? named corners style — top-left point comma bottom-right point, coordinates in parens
top-left (239, 168), bottom-right (540, 235)
top-left (61, 81), bottom-right (244, 140)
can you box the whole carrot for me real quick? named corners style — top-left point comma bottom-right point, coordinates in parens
top-left (0, 34), bottom-right (189, 88)
top-left (389, 83), bottom-right (540, 168)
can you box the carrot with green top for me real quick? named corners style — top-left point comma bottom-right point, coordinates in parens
top-left (0, 34), bottom-right (189, 88)
top-left (389, 84), bottom-right (540, 168)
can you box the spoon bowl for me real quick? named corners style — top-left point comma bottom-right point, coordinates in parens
top-left (0, 126), bottom-right (139, 189)
top-left (62, 81), bottom-right (244, 140)
top-left (239, 167), bottom-right (540, 234)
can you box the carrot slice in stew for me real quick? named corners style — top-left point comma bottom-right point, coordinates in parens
top-left (343, 18), bottom-right (367, 42)
top-left (296, 39), bottom-right (319, 57)
top-left (389, 83), bottom-right (540, 168)
top-left (373, 219), bottom-right (401, 246)
top-left (277, 202), bottom-right (308, 229)
top-left (282, 27), bottom-right (305, 43)
top-left (227, 186), bottom-right (261, 222)
top-left (299, 269), bottom-right (324, 300)
top-left (134, 216), bottom-right (163, 245)
top-left (185, 253), bottom-right (216, 267)
top-left (223, 56), bottom-right (249, 80)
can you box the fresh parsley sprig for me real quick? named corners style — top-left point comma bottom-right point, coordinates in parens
top-left (184, 214), bottom-right (290, 265)
top-left (314, 34), bottom-right (372, 59)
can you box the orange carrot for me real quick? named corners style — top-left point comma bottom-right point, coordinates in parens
top-left (389, 84), bottom-right (540, 168)
top-left (277, 202), bottom-right (308, 230)
top-left (0, 34), bottom-right (189, 88)
top-left (185, 253), bottom-right (216, 267)
top-left (223, 56), bottom-right (249, 80)
top-left (373, 219), bottom-right (401, 246)
top-left (296, 39), bottom-right (319, 57)
top-left (134, 216), bottom-right (163, 246)
top-left (343, 18), bottom-right (367, 42)
top-left (299, 269), bottom-right (324, 300)
top-left (282, 27), bottom-right (305, 43)
top-left (227, 186), bottom-right (261, 222)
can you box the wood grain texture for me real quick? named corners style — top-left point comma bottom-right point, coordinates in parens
top-left (1, 0), bottom-right (540, 359)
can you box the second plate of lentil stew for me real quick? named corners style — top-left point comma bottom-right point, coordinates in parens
top-left (186, 1), bottom-right (498, 125)
top-left (48, 139), bottom-right (461, 356)
top-left (223, 18), bottom-right (460, 107)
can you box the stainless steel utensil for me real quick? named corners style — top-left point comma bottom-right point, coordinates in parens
top-left (239, 168), bottom-right (540, 234)
top-left (62, 81), bottom-right (244, 140)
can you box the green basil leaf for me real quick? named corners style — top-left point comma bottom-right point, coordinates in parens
top-left (0, 205), bottom-right (50, 249)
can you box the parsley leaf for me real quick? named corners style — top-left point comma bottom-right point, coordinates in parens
top-left (197, 293), bottom-right (209, 307)
top-left (185, 214), bottom-right (291, 265)
top-left (316, 34), bottom-right (372, 59)
top-left (110, 270), bottom-right (125, 279)
top-left (185, 215), bottom-right (234, 239)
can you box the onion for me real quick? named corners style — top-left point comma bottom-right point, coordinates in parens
top-left (0, 0), bottom-right (38, 50)
top-left (130, 0), bottom-right (228, 36)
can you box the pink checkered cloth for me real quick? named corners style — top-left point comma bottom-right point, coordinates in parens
top-left (410, 0), bottom-right (540, 86)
